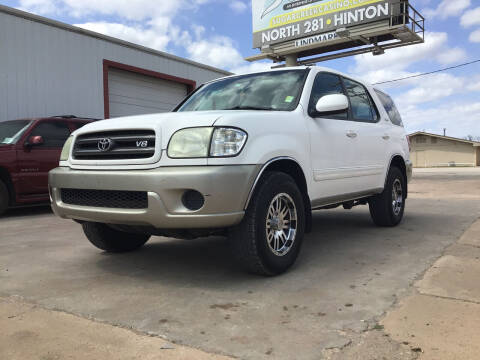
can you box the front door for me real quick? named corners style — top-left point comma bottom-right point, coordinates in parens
top-left (16, 120), bottom-right (71, 197)
top-left (306, 72), bottom-right (361, 204)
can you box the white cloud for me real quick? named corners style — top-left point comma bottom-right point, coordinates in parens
top-left (423, 0), bottom-right (471, 19)
top-left (460, 7), bottom-right (480, 27)
top-left (436, 47), bottom-right (467, 65)
top-left (395, 73), bottom-right (465, 106)
top-left (351, 32), bottom-right (459, 83)
top-left (403, 102), bottom-right (480, 138)
top-left (230, 1), bottom-right (248, 13)
top-left (19, 0), bottom-right (211, 20)
top-left (18, 0), bottom-right (59, 14)
top-left (467, 77), bottom-right (480, 91)
top-left (75, 21), bottom-right (172, 51)
top-left (231, 61), bottom-right (274, 75)
top-left (469, 29), bottom-right (480, 43)
top-left (186, 36), bottom-right (244, 69)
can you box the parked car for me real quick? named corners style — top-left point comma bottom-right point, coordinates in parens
top-left (0, 116), bottom-right (96, 215)
top-left (49, 67), bottom-right (412, 275)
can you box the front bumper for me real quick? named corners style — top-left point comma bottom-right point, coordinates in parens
top-left (405, 160), bottom-right (413, 183)
top-left (49, 165), bottom-right (261, 229)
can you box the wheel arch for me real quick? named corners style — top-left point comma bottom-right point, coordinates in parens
top-left (245, 157), bottom-right (312, 233)
top-left (0, 167), bottom-right (14, 205)
top-left (387, 155), bottom-right (408, 198)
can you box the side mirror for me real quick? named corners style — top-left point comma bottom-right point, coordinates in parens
top-left (27, 135), bottom-right (44, 146)
top-left (315, 94), bottom-right (349, 115)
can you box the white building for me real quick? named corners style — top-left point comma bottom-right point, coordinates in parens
top-left (0, 5), bottom-right (230, 121)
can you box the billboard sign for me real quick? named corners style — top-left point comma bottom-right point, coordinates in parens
top-left (252, 0), bottom-right (400, 48)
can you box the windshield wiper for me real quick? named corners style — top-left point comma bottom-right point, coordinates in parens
top-left (224, 105), bottom-right (274, 111)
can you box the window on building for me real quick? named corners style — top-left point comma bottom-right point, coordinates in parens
top-left (30, 121), bottom-right (71, 148)
top-left (343, 78), bottom-right (379, 123)
top-left (416, 136), bottom-right (427, 144)
top-left (431, 137), bottom-right (438, 144)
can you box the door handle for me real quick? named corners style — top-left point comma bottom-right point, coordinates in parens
top-left (382, 134), bottom-right (391, 140)
top-left (346, 131), bottom-right (357, 139)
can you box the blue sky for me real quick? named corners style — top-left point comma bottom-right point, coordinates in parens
top-left (1, 0), bottom-right (479, 138)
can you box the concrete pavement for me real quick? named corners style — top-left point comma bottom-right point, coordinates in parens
top-left (1, 169), bottom-right (480, 359)
top-left (380, 218), bottom-right (480, 360)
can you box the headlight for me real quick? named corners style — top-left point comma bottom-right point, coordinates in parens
top-left (210, 128), bottom-right (247, 157)
top-left (60, 136), bottom-right (74, 162)
top-left (168, 127), bottom-right (214, 158)
top-left (168, 127), bottom-right (248, 158)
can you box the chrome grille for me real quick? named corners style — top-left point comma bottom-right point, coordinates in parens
top-left (61, 189), bottom-right (148, 209)
top-left (73, 130), bottom-right (156, 160)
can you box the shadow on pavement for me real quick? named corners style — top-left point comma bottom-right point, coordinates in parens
top-left (2, 205), bottom-right (52, 219)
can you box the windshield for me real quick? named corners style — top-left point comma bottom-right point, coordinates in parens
top-left (177, 70), bottom-right (309, 112)
top-left (0, 120), bottom-right (33, 145)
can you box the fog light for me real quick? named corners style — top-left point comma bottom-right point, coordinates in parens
top-left (182, 190), bottom-right (205, 211)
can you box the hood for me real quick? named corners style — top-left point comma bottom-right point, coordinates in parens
top-left (75, 111), bottom-right (226, 149)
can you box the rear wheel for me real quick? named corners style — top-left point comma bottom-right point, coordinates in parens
top-left (0, 180), bottom-right (9, 216)
top-left (82, 222), bottom-right (150, 253)
top-left (369, 166), bottom-right (406, 227)
top-left (229, 172), bottom-right (305, 276)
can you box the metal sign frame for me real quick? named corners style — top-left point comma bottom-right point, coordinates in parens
top-left (246, 1), bottom-right (424, 66)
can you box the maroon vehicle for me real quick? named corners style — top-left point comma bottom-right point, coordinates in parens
top-left (0, 116), bottom-right (96, 215)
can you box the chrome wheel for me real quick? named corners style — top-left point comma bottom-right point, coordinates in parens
top-left (392, 179), bottom-right (403, 216)
top-left (266, 193), bottom-right (297, 257)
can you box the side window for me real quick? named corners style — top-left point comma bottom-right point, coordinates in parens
top-left (342, 78), bottom-right (378, 123)
top-left (30, 121), bottom-right (71, 148)
top-left (374, 90), bottom-right (404, 127)
top-left (308, 72), bottom-right (348, 120)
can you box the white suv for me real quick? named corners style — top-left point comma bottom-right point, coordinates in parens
top-left (49, 66), bottom-right (412, 275)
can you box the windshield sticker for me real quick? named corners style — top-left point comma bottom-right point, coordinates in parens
top-left (285, 96), bottom-right (295, 103)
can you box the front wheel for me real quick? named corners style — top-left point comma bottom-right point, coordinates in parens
top-left (229, 172), bottom-right (305, 276)
top-left (82, 222), bottom-right (151, 253)
top-left (369, 166), bottom-right (406, 227)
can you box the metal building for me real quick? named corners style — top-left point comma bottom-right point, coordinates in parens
top-left (0, 5), bottom-right (231, 121)
top-left (409, 132), bottom-right (480, 168)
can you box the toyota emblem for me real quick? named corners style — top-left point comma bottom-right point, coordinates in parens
top-left (98, 138), bottom-right (113, 152)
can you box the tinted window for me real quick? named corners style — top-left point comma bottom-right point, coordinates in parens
top-left (375, 90), bottom-right (403, 126)
top-left (309, 72), bottom-right (347, 120)
top-left (0, 120), bottom-right (32, 145)
top-left (177, 70), bottom-right (309, 112)
top-left (30, 121), bottom-right (71, 147)
top-left (343, 78), bottom-right (378, 123)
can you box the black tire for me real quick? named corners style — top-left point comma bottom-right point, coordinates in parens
top-left (369, 166), bottom-right (406, 227)
top-left (82, 222), bottom-right (150, 253)
top-left (229, 171), bottom-right (305, 276)
top-left (0, 180), bottom-right (9, 216)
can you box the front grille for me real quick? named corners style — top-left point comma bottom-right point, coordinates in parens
top-left (73, 130), bottom-right (156, 160)
top-left (61, 189), bottom-right (148, 209)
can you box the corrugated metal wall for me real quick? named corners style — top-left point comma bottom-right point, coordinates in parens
top-left (0, 9), bottom-right (229, 121)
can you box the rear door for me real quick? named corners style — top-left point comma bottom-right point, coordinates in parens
top-left (16, 120), bottom-right (71, 196)
top-left (341, 77), bottom-right (388, 190)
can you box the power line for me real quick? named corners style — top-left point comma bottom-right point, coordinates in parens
top-left (373, 59), bottom-right (480, 85)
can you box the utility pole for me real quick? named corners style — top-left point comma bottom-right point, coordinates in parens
top-left (443, 128), bottom-right (446, 137)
